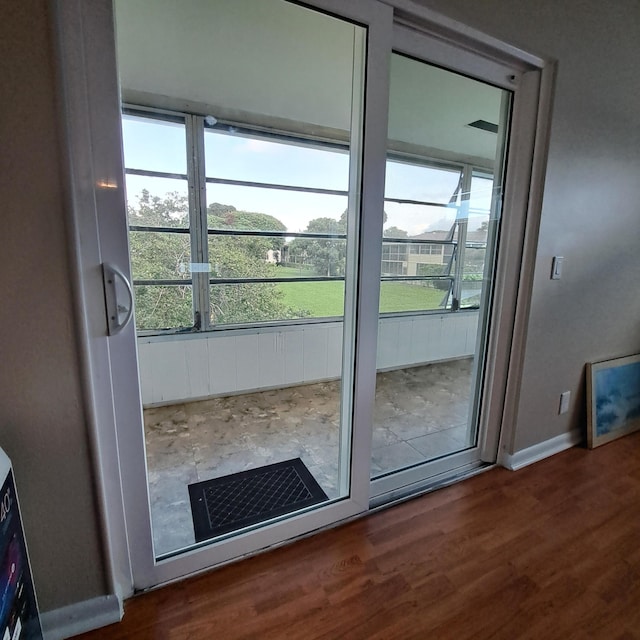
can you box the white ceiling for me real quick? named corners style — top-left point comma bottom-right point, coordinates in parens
top-left (115, 0), bottom-right (504, 163)
top-left (388, 53), bottom-right (503, 162)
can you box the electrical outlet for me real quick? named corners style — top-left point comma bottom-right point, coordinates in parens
top-left (559, 391), bottom-right (571, 414)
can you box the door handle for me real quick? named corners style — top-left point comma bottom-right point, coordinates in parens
top-left (102, 263), bottom-right (134, 335)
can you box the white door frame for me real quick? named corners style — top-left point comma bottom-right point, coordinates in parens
top-left (52, 0), bottom-right (553, 599)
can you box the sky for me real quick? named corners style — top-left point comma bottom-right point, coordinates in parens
top-left (122, 114), bottom-right (495, 236)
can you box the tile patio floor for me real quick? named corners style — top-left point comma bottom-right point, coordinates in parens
top-left (144, 357), bottom-right (473, 556)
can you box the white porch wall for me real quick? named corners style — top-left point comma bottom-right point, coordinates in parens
top-left (138, 311), bottom-right (479, 406)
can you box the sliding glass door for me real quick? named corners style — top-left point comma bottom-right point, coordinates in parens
top-left (370, 29), bottom-right (515, 501)
top-left (115, 2), bottom-right (523, 581)
top-left (112, 0), bottom-right (391, 587)
top-left (57, 0), bottom-right (544, 593)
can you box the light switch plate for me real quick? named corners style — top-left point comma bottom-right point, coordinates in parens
top-left (551, 256), bottom-right (564, 280)
top-left (559, 390), bottom-right (571, 414)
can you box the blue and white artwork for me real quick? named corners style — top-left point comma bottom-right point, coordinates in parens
top-left (594, 360), bottom-right (640, 437)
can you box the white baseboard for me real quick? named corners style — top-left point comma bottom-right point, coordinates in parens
top-left (500, 429), bottom-right (582, 471)
top-left (41, 594), bottom-right (123, 640)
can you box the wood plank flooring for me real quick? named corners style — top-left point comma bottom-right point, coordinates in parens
top-left (74, 431), bottom-right (640, 640)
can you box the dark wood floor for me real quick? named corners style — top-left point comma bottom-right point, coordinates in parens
top-left (75, 432), bottom-right (640, 640)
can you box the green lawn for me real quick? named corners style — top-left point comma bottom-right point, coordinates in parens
top-left (379, 281), bottom-right (446, 313)
top-left (277, 275), bottom-right (446, 317)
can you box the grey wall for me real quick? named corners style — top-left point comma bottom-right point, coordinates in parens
top-left (1, 0), bottom-right (639, 615)
top-left (0, 1), bottom-right (107, 610)
top-left (418, 0), bottom-right (640, 451)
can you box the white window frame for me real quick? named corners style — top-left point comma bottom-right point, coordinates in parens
top-left (124, 109), bottom-right (491, 333)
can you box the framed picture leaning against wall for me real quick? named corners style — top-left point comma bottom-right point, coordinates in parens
top-left (587, 353), bottom-right (640, 448)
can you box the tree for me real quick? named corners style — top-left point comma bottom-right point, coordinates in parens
top-left (127, 192), bottom-right (305, 329)
top-left (128, 190), bottom-right (193, 329)
top-left (288, 216), bottom-right (346, 277)
top-left (384, 226), bottom-right (408, 238)
top-left (207, 201), bottom-right (287, 271)
top-left (287, 212), bottom-right (406, 278)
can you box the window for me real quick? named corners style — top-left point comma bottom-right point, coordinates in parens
top-left (381, 160), bottom-right (458, 313)
top-left (122, 109), bottom-right (490, 331)
top-left (410, 244), bottom-right (444, 255)
top-left (122, 113), bottom-right (193, 331)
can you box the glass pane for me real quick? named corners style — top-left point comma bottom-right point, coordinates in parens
top-left (459, 247), bottom-right (484, 309)
top-left (206, 184), bottom-right (347, 234)
top-left (385, 160), bottom-right (460, 203)
top-left (116, 0), bottom-right (365, 558)
top-left (210, 281), bottom-right (345, 324)
top-left (383, 201), bottom-right (458, 240)
top-left (379, 280), bottom-right (449, 313)
top-left (133, 285), bottom-right (193, 331)
top-left (209, 280), bottom-right (346, 324)
top-left (125, 176), bottom-right (189, 229)
top-left (125, 178), bottom-right (192, 332)
top-left (470, 174), bottom-right (494, 216)
top-left (129, 231), bottom-right (191, 280)
top-left (372, 52), bottom-right (510, 479)
top-left (205, 128), bottom-right (349, 191)
top-left (121, 114), bottom-right (187, 174)
top-left (458, 174), bottom-right (495, 309)
top-left (277, 280), bottom-right (345, 319)
top-left (208, 236), bottom-right (346, 280)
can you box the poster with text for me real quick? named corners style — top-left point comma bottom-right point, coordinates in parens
top-left (1, 471), bottom-right (43, 640)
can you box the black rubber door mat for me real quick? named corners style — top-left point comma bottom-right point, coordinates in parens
top-left (188, 458), bottom-right (329, 542)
